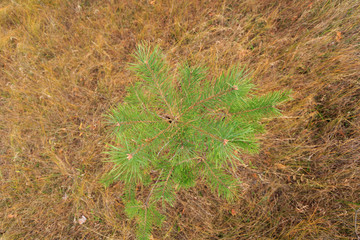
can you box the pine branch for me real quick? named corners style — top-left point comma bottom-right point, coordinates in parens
top-left (144, 60), bottom-right (176, 117)
top-left (201, 159), bottom-right (239, 201)
top-left (103, 43), bottom-right (291, 239)
top-left (191, 124), bottom-right (224, 142)
top-left (230, 90), bottom-right (290, 120)
top-left (145, 152), bottom-right (177, 207)
top-left (130, 44), bottom-right (176, 117)
top-left (181, 87), bottom-right (235, 117)
top-left (161, 167), bottom-right (173, 198)
top-left (133, 86), bottom-right (164, 119)
top-left (115, 120), bottom-right (161, 125)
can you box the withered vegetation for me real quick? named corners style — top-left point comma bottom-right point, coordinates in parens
top-left (1, 0), bottom-right (359, 239)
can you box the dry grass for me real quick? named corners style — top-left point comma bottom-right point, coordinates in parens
top-left (1, 0), bottom-right (359, 239)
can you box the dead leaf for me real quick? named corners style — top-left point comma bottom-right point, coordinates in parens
top-left (78, 215), bottom-right (87, 224)
top-left (8, 214), bottom-right (16, 219)
top-left (62, 193), bottom-right (68, 201)
top-left (275, 163), bottom-right (287, 169)
top-left (336, 31), bottom-right (342, 42)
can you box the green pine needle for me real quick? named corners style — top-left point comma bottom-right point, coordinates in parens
top-left (102, 43), bottom-right (291, 239)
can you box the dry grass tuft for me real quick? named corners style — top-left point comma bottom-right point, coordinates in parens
top-left (1, 0), bottom-right (359, 239)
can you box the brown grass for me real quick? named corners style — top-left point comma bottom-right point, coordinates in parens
top-left (1, 0), bottom-right (359, 239)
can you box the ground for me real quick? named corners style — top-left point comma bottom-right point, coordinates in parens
top-left (0, 0), bottom-right (359, 239)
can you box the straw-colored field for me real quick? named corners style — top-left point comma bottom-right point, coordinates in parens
top-left (1, 0), bottom-right (359, 239)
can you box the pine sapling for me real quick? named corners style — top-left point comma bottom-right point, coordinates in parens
top-left (102, 43), bottom-right (290, 239)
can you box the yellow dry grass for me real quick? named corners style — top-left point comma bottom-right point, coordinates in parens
top-left (1, 0), bottom-right (359, 239)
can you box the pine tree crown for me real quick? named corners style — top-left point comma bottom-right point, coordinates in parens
top-left (102, 43), bottom-right (290, 239)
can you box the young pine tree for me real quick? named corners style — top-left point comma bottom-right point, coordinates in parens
top-left (102, 43), bottom-right (290, 239)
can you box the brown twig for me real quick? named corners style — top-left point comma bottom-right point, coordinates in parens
top-left (356, 207), bottom-right (360, 240)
